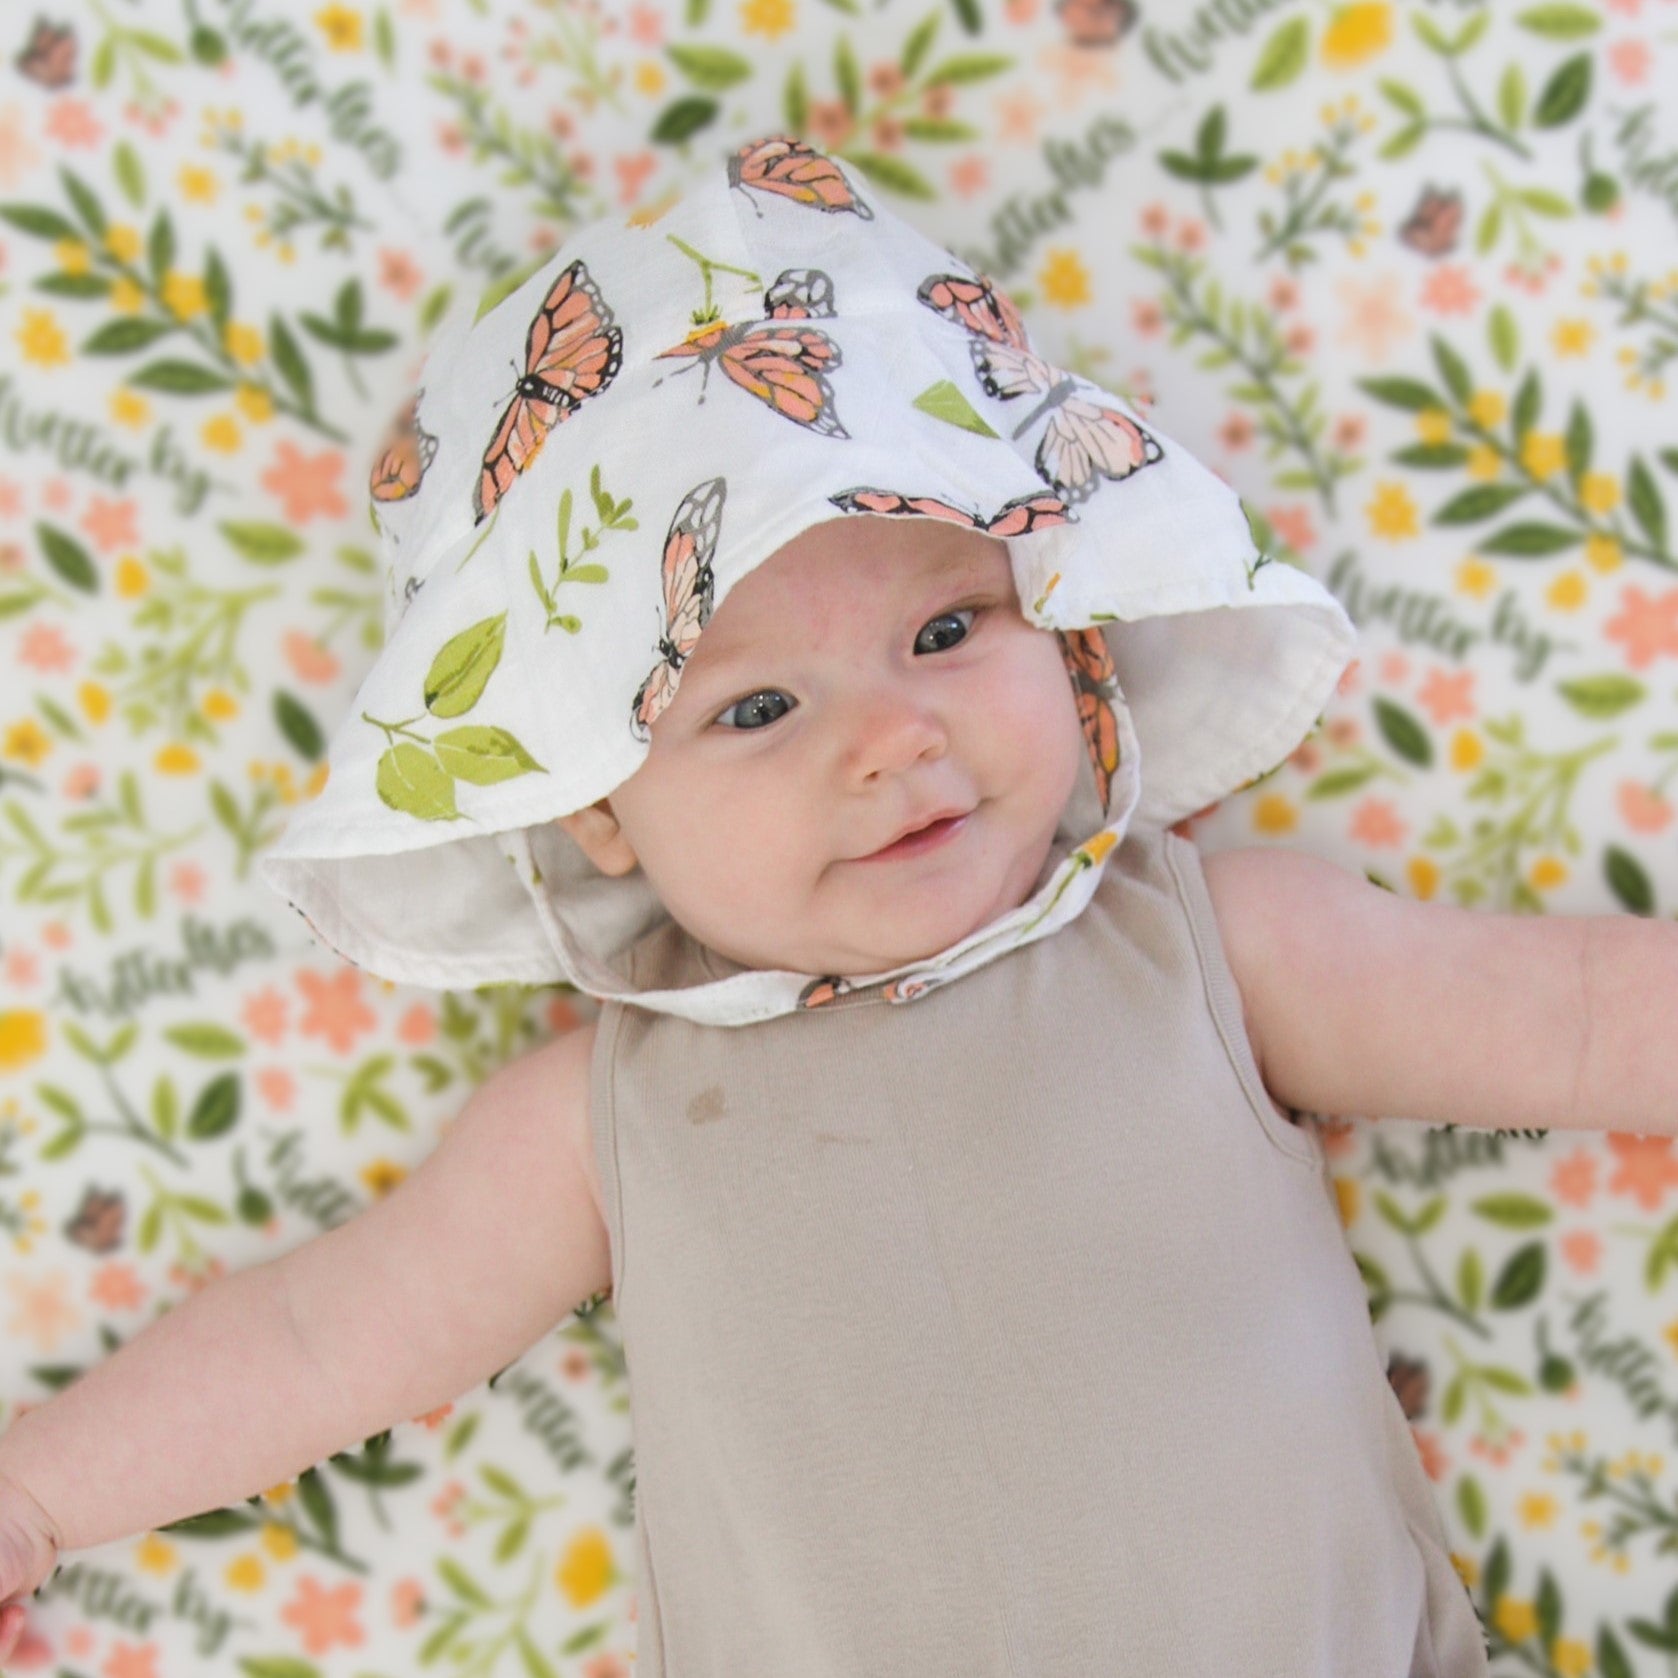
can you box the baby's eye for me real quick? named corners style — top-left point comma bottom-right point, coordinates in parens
top-left (714, 689), bottom-right (796, 730)
top-left (915, 608), bottom-right (976, 655)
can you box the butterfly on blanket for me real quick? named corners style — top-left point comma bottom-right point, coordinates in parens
top-left (16, 18), bottom-right (76, 87)
top-left (828, 487), bottom-right (1072, 539)
top-left (654, 268), bottom-right (847, 438)
top-left (917, 272), bottom-right (1162, 504)
top-left (631, 478), bottom-right (728, 742)
top-left (474, 260), bottom-right (624, 525)
top-left (728, 134), bottom-right (874, 220)
top-left (369, 394), bottom-right (439, 505)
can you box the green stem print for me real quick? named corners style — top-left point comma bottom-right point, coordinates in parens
top-left (655, 10), bottom-right (1010, 200)
top-left (203, 113), bottom-right (375, 258)
top-left (0, 771), bottom-right (206, 933)
top-left (309, 543), bottom-right (386, 656)
top-left (1473, 161), bottom-right (1573, 277)
top-left (1375, 12), bottom-right (1575, 167)
top-left (0, 155), bottom-right (397, 441)
top-left (306, 1053), bottom-right (411, 1137)
top-left (1251, 100), bottom-right (1379, 268)
top-left (420, 1552), bottom-right (568, 1678)
top-left (428, 64), bottom-right (605, 233)
top-left (91, 549), bottom-right (281, 743)
top-left (85, 0), bottom-right (183, 115)
top-left (1547, 1438), bottom-right (1678, 1565)
top-left (1421, 715), bottom-right (1615, 911)
top-left (167, 1461), bottom-right (376, 1577)
top-left (528, 465), bottom-right (637, 634)
top-left (665, 233), bottom-right (760, 324)
top-left (1361, 324), bottom-right (1677, 575)
top-left (1136, 237), bottom-right (1357, 513)
top-left (523, 2), bottom-right (627, 116)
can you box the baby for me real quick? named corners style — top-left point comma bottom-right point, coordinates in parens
top-left (1, 137), bottom-right (1671, 1676)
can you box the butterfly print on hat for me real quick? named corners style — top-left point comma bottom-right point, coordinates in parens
top-left (829, 486), bottom-right (1071, 539)
top-left (727, 134), bottom-right (874, 220)
top-left (1058, 627), bottom-right (1121, 814)
top-left (654, 267), bottom-right (847, 438)
top-left (474, 260), bottom-right (624, 525)
top-left (917, 271), bottom-right (1162, 504)
top-left (631, 477), bottom-right (728, 742)
top-left (370, 393), bottom-right (439, 505)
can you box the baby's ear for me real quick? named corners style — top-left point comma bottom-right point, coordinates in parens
top-left (554, 799), bottom-right (639, 877)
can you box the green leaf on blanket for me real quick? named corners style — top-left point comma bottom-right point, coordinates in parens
top-left (1533, 53), bottom-right (1591, 128)
top-left (1471, 1193), bottom-right (1553, 1229)
top-left (651, 96), bottom-right (719, 145)
top-left (129, 360), bottom-right (230, 395)
top-left (1373, 698), bottom-right (1432, 768)
top-left (1555, 674), bottom-right (1644, 720)
top-left (1478, 522), bottom-right (1578, 557)
top-left (114, 140), bottom-right (146, 208)
top-left (165, 1022), bottom-right (247, 1059)
top-left (35, 522), bottom-right (99, 592)
top-left (275, 692), bottom-right (325, 761)
top-left (1251, 18), bottom-right (1308, 92)
top-left (841, 150), bottom-right (935, 200)
top-left (82, 317), bottom-right (172, 355)
top-left (188, 1073), bottom-right (241, 1140)
top-left (1491, 1242), bottom-right (1545, 1309)
top-left (234, 1658), bottom-right (323, 1678)
top-left (921, 52), bottom-right (1012, 86)
top-left (0, 201), bottom-right (79, 241)
top-left (220, 521), bottom-right (306, 564)
top-left (1434, 484), bottom-right (1528, 525)
top-left (1628, 454), bottom-right (1668, 549)
top-left (665, 43), bottom-right (752, 90)
top-left (1516, 5), bottom-right (1602, 39)
top-left (1356, 374), bottom-right (1441, 412)
top-left (1458, 1248), bottom-right (1483, 1312)
top-left (1605, 845), bottom-right (1654, 916)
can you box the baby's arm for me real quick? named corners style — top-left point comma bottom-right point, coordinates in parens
top-left (0, 1021), bottom-right (606, 1644)
top-left (1201, 844), bottom-right (1678, 1135)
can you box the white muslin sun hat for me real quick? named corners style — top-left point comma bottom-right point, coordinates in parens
top-left (258, 134), bottom-right (1355, 1026)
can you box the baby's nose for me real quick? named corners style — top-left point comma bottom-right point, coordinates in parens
top-left (845, 691), bottom-right (948, 782)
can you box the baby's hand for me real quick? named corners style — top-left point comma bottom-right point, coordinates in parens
top-left (0, 1472), bottom-right (60, 1665)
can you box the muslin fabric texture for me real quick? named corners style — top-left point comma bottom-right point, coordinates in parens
top-left (589, 822), bottom-right (1490, 1677)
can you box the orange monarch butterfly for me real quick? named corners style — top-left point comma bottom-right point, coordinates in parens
top-left (654, 268), bottom-right (847, 438)
top-left (1058, 626), bottom-right (1121, 814)
top-left (828, 486), bottom-right (1072, 539)
top-left (727, 134), bottom-right (874, 220)
top-left (369, 393), bottom-right (438, 504)
top-left (631, 477), bottom-right (728, 742)
top-left (474, 260), bottom-right (623, 525)
top-left (918, 271), bottom-right (1164, 504)
top-left (17, 18), bottom-right (76, 88)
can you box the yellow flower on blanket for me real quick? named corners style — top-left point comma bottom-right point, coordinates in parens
top-left (0, 1011), bottom-right (47, 1073)
top-left (1321, 4), bottom-right (1393, 70)
top-left (556, 1526), bottom-right (617, 1606)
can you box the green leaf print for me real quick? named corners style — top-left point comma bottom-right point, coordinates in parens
top-left (423, 614), bottom-right (507, 717)
top-left (912, 379), bottom-right (999, 436)
top-left (35, 522), bottom-right (99, 593)
top-left (376, 744), bottom-right (459, 821)
top-left (1555, 674), bottom-right (1644, 720)
top-left (434, 726), bottom-right (546, 785)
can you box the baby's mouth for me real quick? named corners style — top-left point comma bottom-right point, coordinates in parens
top-left (856, 811), bottom-right (970, 863)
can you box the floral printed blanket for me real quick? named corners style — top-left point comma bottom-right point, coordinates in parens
top-left (2, 2), bottom-right (1677, 1673)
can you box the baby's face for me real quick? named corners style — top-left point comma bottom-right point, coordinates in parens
top-left (585, 515), bottom-right (1085, 977)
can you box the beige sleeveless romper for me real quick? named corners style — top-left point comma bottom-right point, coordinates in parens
top-left (588, 824), bottom-right (1490, 1676)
